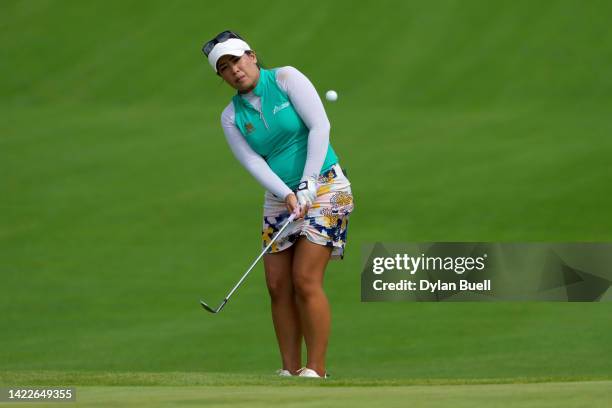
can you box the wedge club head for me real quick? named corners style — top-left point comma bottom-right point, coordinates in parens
top-left (200, 299), bottom-right (227, 314)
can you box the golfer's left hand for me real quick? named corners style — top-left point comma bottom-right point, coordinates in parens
top-left (296, 176), bottom-right (317, 214)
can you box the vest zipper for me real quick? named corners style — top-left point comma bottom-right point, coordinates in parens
top-left (241, 95), bottom-right (269, 130)
top-left (259, 110), bottom-right (269, 130)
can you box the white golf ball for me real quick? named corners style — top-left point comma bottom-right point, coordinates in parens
top-left (325, 90), bottom-right (338, 102)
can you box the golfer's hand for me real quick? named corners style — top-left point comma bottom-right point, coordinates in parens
top-left (296, 177), bottom-right (317, 213)
top-left (284, 193), bottom-right (306, 219)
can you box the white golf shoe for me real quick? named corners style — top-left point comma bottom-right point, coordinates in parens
top-left (276, 369), bottom-right (292, 377)
top-left (296, 367), bottom-right (328, 378)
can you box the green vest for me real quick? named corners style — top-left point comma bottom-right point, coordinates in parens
top-left (232, 68), bottom-right (338, 190)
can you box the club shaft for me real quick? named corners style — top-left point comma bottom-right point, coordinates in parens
top-left (216, 213), bottom-right (296, 309)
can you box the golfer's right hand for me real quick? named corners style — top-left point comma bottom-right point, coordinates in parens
top-left (284, 193), bottom-right (306, 219)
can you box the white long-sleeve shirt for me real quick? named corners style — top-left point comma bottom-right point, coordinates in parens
top-left (221, 66), bottom-right (331, 199)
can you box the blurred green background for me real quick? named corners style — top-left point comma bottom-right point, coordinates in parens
top-left (1, 0), bottom-right (611, 380)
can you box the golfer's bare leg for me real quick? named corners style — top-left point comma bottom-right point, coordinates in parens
top-left (292, 237), bottom-right (332, 377)
top-left (264, 246), bottom-right (302, 374)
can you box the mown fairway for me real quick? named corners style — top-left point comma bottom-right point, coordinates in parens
top-left (1, 373), bottom-right (611, 408)
top-left (1, 0), bottom-right (611, 406)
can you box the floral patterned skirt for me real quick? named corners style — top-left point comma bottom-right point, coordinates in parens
top-left (262, 164), bottom-right (354, 260)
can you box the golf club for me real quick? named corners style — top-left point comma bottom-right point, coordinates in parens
top-left (200, 212), bottom-right (297, 314)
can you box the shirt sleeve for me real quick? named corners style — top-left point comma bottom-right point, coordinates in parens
top-left (276, 66), bottom-right (331, 181)
top-left (221, 103), bottom-right (293, 199)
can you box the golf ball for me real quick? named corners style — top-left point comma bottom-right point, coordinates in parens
top-left (325, 90), bottom-right (338, 102)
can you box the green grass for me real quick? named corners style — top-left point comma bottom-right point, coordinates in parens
top-left (1, 0), bottom-right (612, 406)
top-left (1, 376), bottom-right (611, 408)
top-left (3, 371), bottom-right (610, 387)
top-left (1, 373), bottom-right (611, 408)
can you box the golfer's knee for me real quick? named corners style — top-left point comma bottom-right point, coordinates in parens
top-left (293, 273), bottom-right (321, 300)
top-left (266, 277), bottom-right (293, 302)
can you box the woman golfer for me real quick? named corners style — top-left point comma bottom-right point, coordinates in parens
top-left (203, 31), bottom-right (354, 378)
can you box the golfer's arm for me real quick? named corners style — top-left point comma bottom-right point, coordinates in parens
top-left (277, 66), bottom-right (330, 181)
top-left (221, 107), bottom-right (293, 199)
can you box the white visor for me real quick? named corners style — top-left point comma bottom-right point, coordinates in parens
top-left (208, 38), bottom-right (251, 73)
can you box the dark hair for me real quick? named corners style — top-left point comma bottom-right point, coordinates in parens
top-left (216, 50), bottom-right (265, 76)
top-left (247, 50), bottom-right (265, 69)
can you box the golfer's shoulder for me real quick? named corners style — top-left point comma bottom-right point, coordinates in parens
top-left (275, 66), bottom-right (311, 93)
top-left (275, 65), bottom-right (306, 81)
top-left (221, 101), bottom-right (235, 127)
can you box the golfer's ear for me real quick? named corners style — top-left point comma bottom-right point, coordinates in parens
top-left (248, 51), bottom-right (257, 64)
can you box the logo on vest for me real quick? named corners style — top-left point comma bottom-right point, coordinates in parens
top-left (245, 123), bottom-right (255, 133)
top-left (273, 102), bottom-right (290, 115)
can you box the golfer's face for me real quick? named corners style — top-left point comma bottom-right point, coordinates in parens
top-left (217, 53), bottom-right (260, 92)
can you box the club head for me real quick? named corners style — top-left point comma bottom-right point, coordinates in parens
top-left (200, 300), bottom-right (219, 314)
